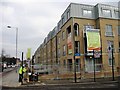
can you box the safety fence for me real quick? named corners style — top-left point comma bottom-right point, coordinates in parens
top-left (33, 63), bottom-right (120, 82)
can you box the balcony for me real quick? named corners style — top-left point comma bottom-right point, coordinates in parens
top-left (105, 32), bottom-right (113, 37)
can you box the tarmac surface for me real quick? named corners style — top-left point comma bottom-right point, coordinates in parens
top-left (1, 67), bottom-right (120, 90)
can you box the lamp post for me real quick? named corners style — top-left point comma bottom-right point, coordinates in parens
top-left (21, 52), bottom-right (23, 85)
top-left (7, 26), bottom-right (18, 65)
top-left (93, 49), bottom-right (96, 82)
top-left (109, 47), bottom-right (115, 81)
top-left (108, 43), bottom-right (115, 81)
top-left (111, 48), bottom-right (115, 81)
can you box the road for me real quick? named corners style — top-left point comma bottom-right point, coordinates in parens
top-left (2, 83), bottom-right (119, 90)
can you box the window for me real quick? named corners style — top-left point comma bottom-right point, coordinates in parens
top-left (107, 41), bottom-right (114, 49)
top-left (54, 51), bottom-right (56, 58)
top-left (63, 45), bottom-right (66, 56)
top-left (62, 31), bottom-right (65, 40)
top-left (67, 26), bottom-right (71, 35)
top-left (54, 40), bottom-right (56, 48)
top-left (118, 26), bottom-right (120, 35)
top-left (67, 10), bottom-right (70, 19)
top-left (62, 16), bottom-right (65, 24)
top-left (76, 59), bottom-right (80, 72)
top-left (63, 60), bottom-right (66, 67)
top-left (67, 26), bottom-right (72, 55)
top-left (119, 42), bottom-right (120, 52)
top-left (105, 25), bottom-right (113, 36)
top-left (58, 49), bottom-right (61, 58)
top-left (84, 25), bottom-right (94, 30)
top-left (74, 23), bottom-right (79, 36)
top-left (52, 52), bottom-right (54, 59)
top-left (108, 57), bottom-right (115, 66)
top-left (83, 9), bottom-right (92, 17)
top-left (103, 9), bottom-right (112, 17)
top-left (67, 59), bottom-right (72, 71)
top-left (107, 40), bottom-right (115, 53)
top-left (58, 37), bottom-right (60, 44)
top-left (58, 24), bottom-right (60, 31)
top-left (114, 10), bottom-right (119, 18)
top-left (75, 41), bottom-right (80, 53)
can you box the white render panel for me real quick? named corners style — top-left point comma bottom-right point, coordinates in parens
top-left (70, 3), bottom-right (95, 19)
top-left (96, 4), bottom-right (119, 19)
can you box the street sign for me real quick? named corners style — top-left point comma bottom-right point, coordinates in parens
top-left (75, 53), bottom-right (80, 56)
top-left (107, 41), bottom-right (112, 53)
top-left (94, 50), bottom-right (100, 58)
top-left (108, 46), bottom-right (112, 53)
top-left (107, 41), bottom-right (113, 59)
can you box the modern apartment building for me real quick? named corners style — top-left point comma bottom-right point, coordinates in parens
top-left (34, 3), bottom-right (120, 79)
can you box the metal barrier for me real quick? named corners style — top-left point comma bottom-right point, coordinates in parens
top-left (33, 64), bottom-right (119, 82)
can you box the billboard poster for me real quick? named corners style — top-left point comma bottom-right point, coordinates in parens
top-left (67, 33), bottom-right (72, 54)
top-left (86, 30), bottom-right (101, 51)
top-left (26, 48), bottom-right (31, 60)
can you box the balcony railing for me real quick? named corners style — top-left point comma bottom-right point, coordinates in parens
top-left (105, 32), bottom-right (113, 36)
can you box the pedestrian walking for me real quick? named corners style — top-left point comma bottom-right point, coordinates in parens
top-left (18, 64), bottom-right (27, 85)
top-left (23, 64), bottom-right (30, 83)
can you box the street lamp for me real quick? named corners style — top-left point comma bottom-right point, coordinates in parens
top-left (107, 45), bottom-right (115, 81)
top-left (7, 26), bottom-right (18, 65)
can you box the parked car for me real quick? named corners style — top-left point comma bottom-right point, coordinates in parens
top-left (0, 62), bottom-right (4, 72)
top-left (3, 63), bottom-right (7, 69)
top-left (11, 65), bottom-right (16, 67)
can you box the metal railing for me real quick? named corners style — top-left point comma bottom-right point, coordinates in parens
top-left (33, 63), bottom-right (120, 82)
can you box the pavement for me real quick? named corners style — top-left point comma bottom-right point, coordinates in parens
top-left (1, 67), bottom-right (20, 88)
top-left (2, 81), bottom-right (119, 90)
top-left (1, 68), bottom-right (119, 90)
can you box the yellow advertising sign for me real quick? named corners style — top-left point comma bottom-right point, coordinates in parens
top-left (86, 30), bottom-right (101, 51)
top-left (67, 33), bottom-right (72, 54)
top-left (26, 48), bottom-right (31, 60)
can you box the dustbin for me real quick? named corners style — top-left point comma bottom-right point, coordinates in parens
top-left (28, 73), bottom-right (34, 81)
top-left (29, 73), bottom-right (38, 82)
top-left (33, 73), bottom-right (38, 81)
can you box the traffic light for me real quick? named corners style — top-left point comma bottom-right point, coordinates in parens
top-left (32, 55), bottom-right (34, 65)
top-left (84, 33), bottom-right (87, 54)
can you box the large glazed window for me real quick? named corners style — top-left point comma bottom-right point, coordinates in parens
top-left (62, 31), bottom-right (65, 40)
top-left (75, 41), bottom-right (80, 53)
top-left (105, 25), bottom-right (113, 36)
top-left (118, 26), bottom-right (120, 35)
top-left (102, 9), bottom-right (112, 17)
top-left (67, 10), bottom-right (70, 19)
top-left (84, 25), bottom-right (94, 30)
top-left (83, 9), bottom-right (92, 17)
top-left (63, 45), bottom-right (66, 56)
top-left (74, 23), bottom-right (79, 36)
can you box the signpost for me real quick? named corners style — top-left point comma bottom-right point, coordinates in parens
top-left (94, 50), bottom-right (101, 58)
top-left (107, 42), bottom-right (115, 81)
top-left (75, 53), bottom-right (80, 56)
top-left (22, 52), bottom-right (24, 85)
top-left (93, 50), bottom-right (96, 82)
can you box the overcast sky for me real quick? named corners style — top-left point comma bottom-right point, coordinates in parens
top-left (0, 0), bottom-right (119, 60)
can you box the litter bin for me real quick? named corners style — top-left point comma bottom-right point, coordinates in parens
top-left (33, 73), bottom-right (38, 81)
top-left (28, 73), bottom-right (33, 81)
top-left (29, 73), bottom-right (38, 82)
